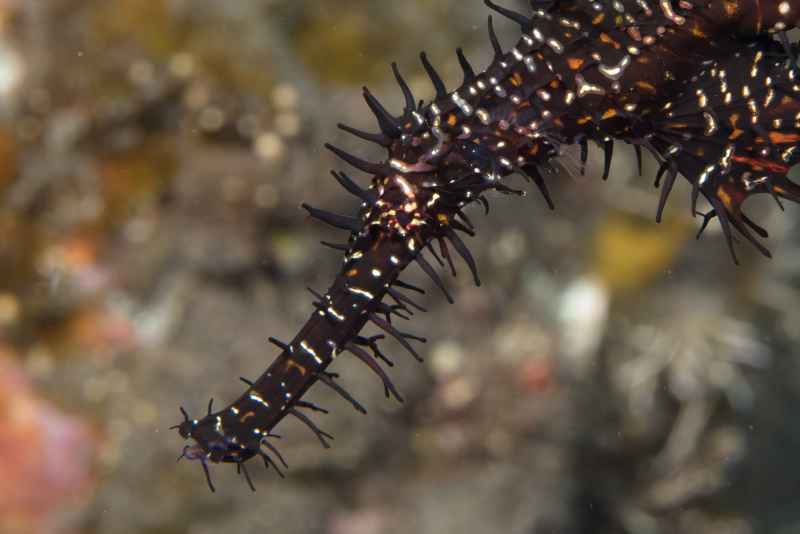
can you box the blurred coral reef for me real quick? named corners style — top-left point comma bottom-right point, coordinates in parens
top-left (0, 349), bottom-right (96, 534)
top-left (0, 1), bottom-right (798, 533)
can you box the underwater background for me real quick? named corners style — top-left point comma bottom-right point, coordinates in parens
top-left (0, 1), bottom-right (798, 533)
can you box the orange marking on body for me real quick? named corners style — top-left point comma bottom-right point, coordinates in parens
top-left (599, 33), bottom-right (619, 48)
top-left (577, 115), bottom-right (592, 125)
top-left (691, 25), bottom-right (707, 38)
top-left (755, 0), bottom-right (762, 34)
top-left (510, 72), bottom-right (523, 87)
top-left (769, 132), bottom-right (800, 144)
top-left (447, 114), bottom-right (457, 126)
top-left (240, 411), bottom-right (256, 423)
top-left (635, 81), bottom-right (655, 93)
top-left (732, 155), bottom-right (789, 174)
top-left (729, 128), bottom-right (744, 139)
top-left (549, 79), bottom-right (559, 89)
top-left (602, 108), bottom-right (617, 120)
top-left (554, 117), bottom-right (564, 128)
top-left (592, 13), bottom-right (605, 25)
top-left (717, 186), bottom-right (734, 210)
top-left (773, 184), bottom-right (798, 198)
top-left (568, 57), bottom-right (585, 70)
top-left (729, 113), bottom-right (740, 127)
top-left (286, 359), bottom-right (307, 376)
top-left (346, 268), bottom-right (358, 277)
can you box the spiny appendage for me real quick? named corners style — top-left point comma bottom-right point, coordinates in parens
top-left (327, 1), bottom-right (800, 261)
top-left (412, 0), bottom-right (714, 208)
top-left (174, 0), bottom-right (800, 491)
top-left (342, 1), bottom-right (711, 219)
top-left (172, 18), bottom-right (508, 490)
top-left (173, 206), bottom-right (447, 491)
top-left (172, 402), bottom-right (286, 492)
top-left (647, 40), bottom-right (800, 262)
top-left (172, 250), bottom-right (438, 491)
top-left (327, 1), bottom-right (800, 264)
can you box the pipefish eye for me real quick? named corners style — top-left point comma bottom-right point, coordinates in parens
top-left (177, 422), bottom-right (192, 439)
top-left (170, 406), bottom-right (196, 439)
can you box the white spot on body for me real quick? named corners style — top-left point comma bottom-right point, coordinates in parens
top-left (547, 39), bottom-right (564, 54)
top-left (327, 306), bottom-right (345, 322)
top-left (390, 159), bottom-right (412, 173)
top-left (702, 112), bottom-right (717, 135)
top-left (659, 0), bottom-right (685, 24)
top-left (696, 89), bottom-right (708, 108)
top-left (451, 91), bottom-right (474, 116)
top-left (523, 56), bottom-right (537, 73)
top-left (300, 340), bottom-right (323, 364)
top-left (249, 393), bottom-right (270, 408)
top-left (575, 74), bottom-right (606, 97)
top-left (598, 55), bottom-right (631, 81)
top-left (764, 89), bottom-right (775, 108)
top-left (698, 164), bottom-right (715, 186)
top-left (348, 286), bottom-right (375, 300)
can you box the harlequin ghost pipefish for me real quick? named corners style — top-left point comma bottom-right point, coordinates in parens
top-left (173, 0), bottom-right (800, 491)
